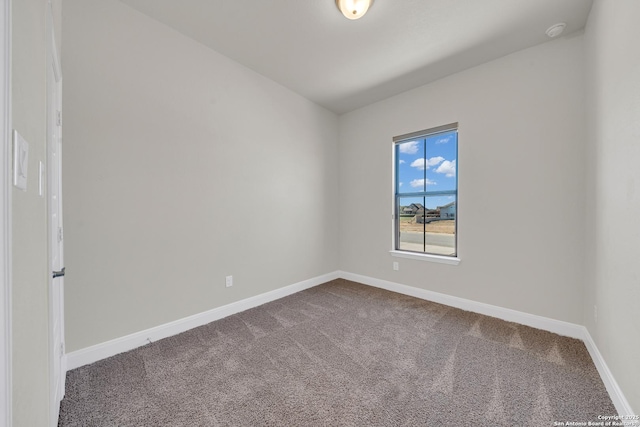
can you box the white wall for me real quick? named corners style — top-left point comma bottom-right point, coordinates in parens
top-left (584, 0), bottom-right (640, 413)
top-left (11, 0), bottom-right (57, 425)
top-left (62, 0), bottom-right (339, 352)
top-left (0, 2), bottom-right (10, 424)
top-left (339, 35), bottom-right (586, 324)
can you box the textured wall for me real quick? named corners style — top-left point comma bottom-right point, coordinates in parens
top-left (62, 0), bottom-right (339, 352)
top-left (338, 35), bottom-right (587, 324)
top-left (584, 0), bottom-right (640, 414)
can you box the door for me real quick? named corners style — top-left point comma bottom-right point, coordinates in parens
top-left (47, 6), bottom-right (65, 424)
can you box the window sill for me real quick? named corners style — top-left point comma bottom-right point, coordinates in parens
top-left (389, 250), bottom-right (461, 265)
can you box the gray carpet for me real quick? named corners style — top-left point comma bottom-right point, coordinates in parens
top-left (58, 279), bottom-right (616, 426)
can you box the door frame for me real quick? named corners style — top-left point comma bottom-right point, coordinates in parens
top-left (46, 2), bottom-right (64, 424)
top-left (0, 0), bottom-right (12, 426)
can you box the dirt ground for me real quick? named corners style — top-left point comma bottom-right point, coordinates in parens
top-left (400, 219), bottom-right (455, 234)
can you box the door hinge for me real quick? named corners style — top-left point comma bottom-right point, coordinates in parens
top-left (58, 227), bottom-right (63, 243)
top-left (59, 342), bottom-right (64, 357)
top-left (56, 110), bottom-right (62, 127)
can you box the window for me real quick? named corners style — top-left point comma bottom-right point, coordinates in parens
top-left (394, 123), bottom-right (458, 258)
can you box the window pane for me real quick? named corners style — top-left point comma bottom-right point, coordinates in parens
top-left (397, 196), bottom-right (426, 252)
top-left (424, 131), bottom-right (457, 192)
top-left (396, 139), bottom-right (424, 194)
top-left (397, 195), bottom-right (456, 255)
top-left (424, 195), bottom-right (456, 256)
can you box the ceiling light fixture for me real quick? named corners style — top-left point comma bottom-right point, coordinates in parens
top-left (545, 23), bottom-right (566, 38)
top-left (336, 0), bottom-right (373, 20)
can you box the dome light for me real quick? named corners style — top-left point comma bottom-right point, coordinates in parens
top-left (336, 0), bottom-right (373, 20)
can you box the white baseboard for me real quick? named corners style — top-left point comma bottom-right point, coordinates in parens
top-left (582, 330), bottom-right (638, 419)
top-left (66, 271), bottom-right (340, 370)
top-left (338, 271), bottom-right (585, 339)
top-left (338, 270), bottom-right (636, 418)
top-left (65, 269), bottom-right (635, 419)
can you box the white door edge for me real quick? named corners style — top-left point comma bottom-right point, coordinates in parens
top-left (46, 2), bottom-right (64, 425)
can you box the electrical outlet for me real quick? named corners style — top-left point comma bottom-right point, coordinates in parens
top-left (594, 305), bottom-right (597, 323)
top-left (393, 262), bottom-right (399, 271)
top-left (225, 275), bottom-right (233, 287)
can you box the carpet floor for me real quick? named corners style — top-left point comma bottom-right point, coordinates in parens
top-left (58, 279), bottom-right (616, 426)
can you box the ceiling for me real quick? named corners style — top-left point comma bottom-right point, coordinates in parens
top-left (118, 0), bottom-right (593, 114)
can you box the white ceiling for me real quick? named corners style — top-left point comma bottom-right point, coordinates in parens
top-left (118, 0), bottom-right (593, 114)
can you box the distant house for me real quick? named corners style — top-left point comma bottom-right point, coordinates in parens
top-left (438, 201), bottom-right (456, 218)
top-left (402, 203), bottom-right (424, 215)
top-left (416, 208), bottom-right (441, 223)
top-left (400, 202), bottom-right (444, 222)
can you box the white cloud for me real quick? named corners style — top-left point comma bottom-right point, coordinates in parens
top-left (428, 156), bottom-right (445, 166)
top-left (399, 182), bottom-right (403, 187)
top-left (435, 160), bottom-right (456, 177)
top-left (410, 159), bottom-right (424, 169)
top-left (398, 141), bottom-right (419, 154)
top-left (436, 136), bottom-right (452, 144)
top-left (399, 160), bottom-right (405, 164)
top-left (410, 156), bottom-right (444, 170)
top-left (410, 178), bottom-right (436, 188)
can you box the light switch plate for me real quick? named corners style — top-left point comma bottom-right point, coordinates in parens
top-left (13, 130), bottom-right (28, 191)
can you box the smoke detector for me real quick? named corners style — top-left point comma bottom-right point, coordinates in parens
top-left (545, 23), bottom-right (566, 38)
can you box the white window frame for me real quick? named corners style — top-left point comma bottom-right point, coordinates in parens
top-left (390, 123), bottom-right (460, 265)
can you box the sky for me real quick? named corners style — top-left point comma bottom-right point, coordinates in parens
top-left (396, 130), bottom-right (457, 210)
